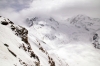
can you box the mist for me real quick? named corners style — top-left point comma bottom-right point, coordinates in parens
top-left (0, 0), bottom-right (100, 24)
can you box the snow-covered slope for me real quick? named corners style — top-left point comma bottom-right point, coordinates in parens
top-left (25, 15), bottom-right (100, 66)
top-left (0, 16), bottom-right (68, 66)
top-left (1, 14), bottom-right (100, 66)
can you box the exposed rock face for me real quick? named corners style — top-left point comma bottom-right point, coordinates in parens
top-left (1, 21), bottom-right (9, 25)
top-left (92, 33), bottom-right (100, 49)
top-left (15, 26), bottom-right (29, 44)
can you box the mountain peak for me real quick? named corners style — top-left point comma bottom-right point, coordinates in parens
top-left (25, 16), bottom-right (59, 27)
top-left (67, 14), bottom-right (100, 25)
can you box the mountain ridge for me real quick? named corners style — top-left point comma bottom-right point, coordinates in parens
top-left (0, 16), bottom-right (68, 66)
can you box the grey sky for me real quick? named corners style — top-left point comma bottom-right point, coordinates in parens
top-left (52, 0), bottom-right (100, 18)
top-left (0, 0), bottom-right (100, 24)
top-left (0, 0), bottom-right (32, 11)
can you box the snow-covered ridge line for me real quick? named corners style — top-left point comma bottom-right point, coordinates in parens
top-left (0, 16), bottom-right (68, 66)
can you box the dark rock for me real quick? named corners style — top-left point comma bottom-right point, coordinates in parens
top-left (93, 34), bottom-right (98, 40)
top-left (22, 37), bottom-right (29, 44)
top-left (35, 56), bottom-right (40, 62)
top-left (4, 44), bottom-right (9, 47)
top-left (30, 51), bottom-right (35, 58)
top-left (7, 48), bottom-right (17, 57)
top-left (11, 25), bottom-right (15, 31)
top-left (1, 21), bottom-right (8, 25)
top-left (22, 44), bottom-right (27, 51)
top-left (27, 46), bottom-right (32, 52)
top-left (92, 33), bottom-right (100, 49)
top-left (39, 47), bottom-right (45, 53)
top-left (9, 21), bottom-right (14, 24)
top-left (35, 61), bottom-right (40, 66)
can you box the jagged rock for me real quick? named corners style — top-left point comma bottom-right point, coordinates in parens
top-left (48, 57), bottom-right (55, 66)
top-left (4, 44), bottom-right (9, 47)
top-left (39, 47), bottom-right (45, 53)
top-left (93, 34), bottom-right (98, 40)
top-left (27, 46), bottom-right (32, 52)
top-left (30, 51), bottom-right (36, 58)
top-left (8, 19), bottom-right (14, 24)
top-left (9, 21), bottom-right (14, 24)
top-left (22, 44), bottom-right (27, 51)
top-left (35, 61), bottom-right (40, 66)
top-left (11, 25), bottom-right (16, 31)
top-left (7, 48), bottom-right (17, 57)
top-left (92, 33), bottom-right (100, 49)
top-left (22, 36), bottom-right (29, 44)
top-left (14, 25), bottom-right (29, 44)
top-left (1, 21), bottom-right (8, 25)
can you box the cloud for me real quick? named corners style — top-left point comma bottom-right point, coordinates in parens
top-left (0, 0), bottom-right (100, 24)
top-left (0, 0), bottom-right (32, 11)
top-left (0, 0), bottom-right (33, 24)
top-left (51, 0), bottom-right (100, 18)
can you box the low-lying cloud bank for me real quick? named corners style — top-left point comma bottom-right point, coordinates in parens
top-left (0, 0), bottom-right (100, 24)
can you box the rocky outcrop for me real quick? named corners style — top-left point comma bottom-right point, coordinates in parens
top-left (1, 21), bottom-right (9, 25)
top-left (15, 26), bottom-right (29, 44)
top-left (92, 33), bottom-right (100, 49)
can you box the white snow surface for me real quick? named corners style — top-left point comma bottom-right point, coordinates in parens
top-left (26, 15), bottom-right (100, 66)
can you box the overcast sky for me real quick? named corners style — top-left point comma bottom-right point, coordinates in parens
top-left (0, 0), bottom-right (100, 24)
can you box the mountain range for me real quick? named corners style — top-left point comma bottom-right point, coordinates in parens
top-left (0, 14), bottom-right (100, 66)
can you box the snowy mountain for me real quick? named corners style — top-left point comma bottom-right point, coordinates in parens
top-left (1, 14), bottom-right (100, 66)
top-left (67, 14), bottom-right (100, 48)
top-left (26, 15), bottom-right (100, 45)
top-left (0, 16), bottom-right (68, 66)
top-left (25, 14), bottom-right (100, 66)
top-left (68, 14), bottom-right (100, 31)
